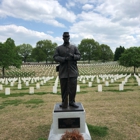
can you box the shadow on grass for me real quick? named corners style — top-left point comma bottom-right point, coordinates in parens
top-left (88, 124), bottom-right (108, 139)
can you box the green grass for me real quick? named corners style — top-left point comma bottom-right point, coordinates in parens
top-left (24, 99), bottom-right (44, 104)
top-left (0, 92), bottom-right (51, 98)
top-left (104, 89), bottom-right (134, 92)
top-left (0, 99), bottom-right (22, 109)
top-left (0, 98), bottom-right (44, 109)
top-left (88, 124), bottom-right (108, 138)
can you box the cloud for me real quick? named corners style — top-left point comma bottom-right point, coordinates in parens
top-left (66, 1), bottom-right (75, 9)
top-left (0, 0), bottom-right (76, 27)
top-left (0, 24), bottom-right (62, 47)
top-left (69, 9), bottom-right (140, 51)
top-left (82, 4), bottom-right (94, 11)
top-left (0, 0), bottom-right (140, 53)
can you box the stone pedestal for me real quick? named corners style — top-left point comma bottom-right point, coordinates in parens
top-left (48, 103), bottom-right (91, 140)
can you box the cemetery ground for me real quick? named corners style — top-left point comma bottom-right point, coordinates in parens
top-left (0, 63), bottom-right (140, 140)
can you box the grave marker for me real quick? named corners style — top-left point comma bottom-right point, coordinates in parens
top-left (5, 88), bottom-right (10, 95)
top-left (98, 84), bottom-right (102, 92)
top-left (29, 87), bottom-right (34, 94)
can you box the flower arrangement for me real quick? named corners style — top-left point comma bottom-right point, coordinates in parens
top-left (60, 129), bottom-right (84, 140)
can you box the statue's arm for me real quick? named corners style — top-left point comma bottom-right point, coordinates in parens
top-left (73, 47), bottom-right (81, 61)
top-left (53, 48), bottom-right (65, 63)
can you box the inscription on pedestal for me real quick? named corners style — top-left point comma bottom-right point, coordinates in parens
top-left (58, 118), bottom-right (80, 129)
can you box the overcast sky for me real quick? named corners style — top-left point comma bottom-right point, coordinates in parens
top-left (0, 0), bottom-right (140, 52)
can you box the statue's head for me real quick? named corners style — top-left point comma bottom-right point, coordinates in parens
top-left (63, 32), bottom-right (70, 43)
top-left (63, 32), bottom-right (70, 37)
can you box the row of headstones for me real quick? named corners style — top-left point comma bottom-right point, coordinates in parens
top-left (78, 74), bottom-right (127, 84)
top-left (2, 87), bottom-right (35, 95)
top-left (42, 73), bottom-right (140, 94)
top-left (52, 74), bottom-right (129, 93)
top-left (79, 65), bottom-right (131, 74)
top-left (0, 82), bottom-right (41, 91)
top-left (93, 74), bottom-right (140, 92)
top-left (0, 76), bottom-right (54, 86)
top-left (0, 76), bottom-right (54, 95)
top-left (79, 74), bottom-right (132, 92)
top-left (52, 83), bottom-right (123, 93)
top-left (8, 65), bottom-right (56, 77)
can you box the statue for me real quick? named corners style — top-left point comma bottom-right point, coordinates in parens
top-left (53, 32), bottom-right (81, 108)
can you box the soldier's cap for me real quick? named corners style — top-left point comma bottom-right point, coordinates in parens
top-left (63, 32), bottom-right (70, 37)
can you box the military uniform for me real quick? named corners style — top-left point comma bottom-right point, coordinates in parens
top-left (53, 40), bottom-right (81, 108)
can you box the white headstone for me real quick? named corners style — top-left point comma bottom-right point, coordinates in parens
top-left (122, 81), bottom-right (125, 85)
top-left (26, 81), bottom-right (29, 86)
top-left (105, 81), bottom-right (109, 86)
top-left (18, 84), bottom-right (22, 89)
top-left (0, 84), bottom-right (3, 90)
top-left (5, 88), bottom-right (10, 95)
top-left (82, 79), bottom-right (86, 84)
top-left (36, 83), bottom-right (40, 89)
top-left (77, 85), bottom-right (80, 92)
top-left (119, 84), bottom-right (124, 91)
top-left (10, 82), bottom-right (14, 86)
top-left (111, 79), bottom-right (114, 83)
top-left (53, 86), bottom-right (57, 93)
top-left (29, 87), bottom-right (34, 94)
top-left (138, 80), bottom-right (140, 86)
top-left (40, 81), bottom-right (44, 85)
top-left (5, 79), bottom-right (8, 85)
top-left (2, 79), bottom-right (4, 84)
top-left (88, 82), bottom-right (92, 87)
top-left (98, 84), bottom-right (102, 92)
top-left (97, 79), bottom-right (100, 83)
top-left (31, 79), bottom-right (34, 84)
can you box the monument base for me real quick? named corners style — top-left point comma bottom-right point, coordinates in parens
top-left (48, 103), bottom-right (91, 140)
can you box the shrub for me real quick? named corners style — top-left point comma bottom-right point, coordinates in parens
top-left (60, 130), bottom-right (84, 140)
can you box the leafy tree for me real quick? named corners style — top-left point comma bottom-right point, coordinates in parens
top-left (17, 44), bottom-right (33, 62)
top-left (36, 40), bottom-right (57, 63)
top-left (100, 44), bottom-right (114, 62)
top-left (0, 38), bottom-right (22, 78)
top-left (31, 47), bottom-right (46, 63)
top-left (114, 46), bottom-right (125, 61)
top-left (119, 47), bottom-right (140, 73)
top-left (78, 39), bottom-right (100, 63)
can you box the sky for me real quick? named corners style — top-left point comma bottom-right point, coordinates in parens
top-left (0, 0), bottom-right (140, 52)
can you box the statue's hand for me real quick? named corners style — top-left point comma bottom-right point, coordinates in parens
top-left (65, 57), bottom-right (69, 61)
top-left (68, 53), bottom-right (74, 60)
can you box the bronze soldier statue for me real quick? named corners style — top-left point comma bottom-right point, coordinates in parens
top-left (53, 32), bottom-right (81, 108)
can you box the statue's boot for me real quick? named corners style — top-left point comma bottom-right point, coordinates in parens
top-left (60, 96), bottom-right (68, 108)
top-left (69, 102), bottom-right (79, 108)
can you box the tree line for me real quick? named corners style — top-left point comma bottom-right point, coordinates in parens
top-left (0, 38), bottom-right (140, 77)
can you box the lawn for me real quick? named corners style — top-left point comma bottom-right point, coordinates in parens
top-left (0, 63), bottom-right (140, 140)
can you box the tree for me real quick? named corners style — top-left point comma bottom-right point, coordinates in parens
top-left (119, 47), bottom-right (140, 73)
top-left (100, 44), bottom-right (114, 62)
top-left (36, 40), bottom-right (57, 63)
top-left (31, 47), bottom-right (46, 63)
top-left (17, 44), bottom-right (33, 62)
top-left (114, 46), bottom-right (125, 61)
top-left (0, 38), bottom-right (22, 78)
top-left (78, 39), bottom-right (100, 63)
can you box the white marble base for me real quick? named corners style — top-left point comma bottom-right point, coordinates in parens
top-left (48, 103), bottom-right (91, 140)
